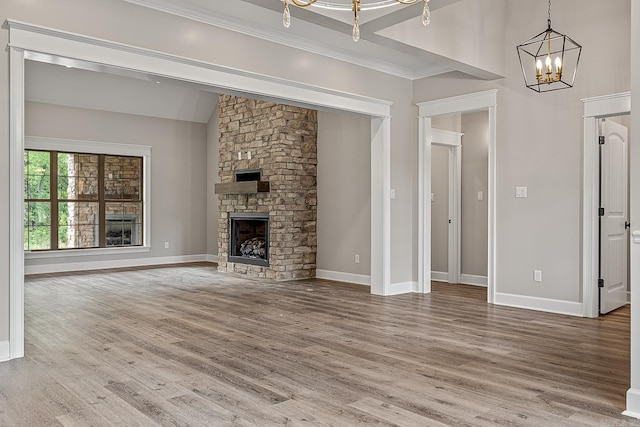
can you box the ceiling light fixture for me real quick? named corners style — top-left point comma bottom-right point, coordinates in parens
top-left (282, 0), bottom-right (430, 42)
top-left (516, 0), bottom-right (582, 93)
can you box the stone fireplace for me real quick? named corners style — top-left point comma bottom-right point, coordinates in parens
top-left (216, 95), bottom-right (317, 280)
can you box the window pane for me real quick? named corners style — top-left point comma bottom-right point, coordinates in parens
top-left (24, 151), bottom-right (51, 200)
top-left (24, 226), bottom-right (51, 250)
top-left (59, 202), bottom-right (99, 249)
top-left (26, 202), bottom-right (51, 226)
top-left (105, 202), bottom-right (142, 246)
top-left (105, 156), bottom-right (141, 200)
top-left (25, 202), bottom-right (52, 250)
top-left (58, 153), bottom-right (99, 200)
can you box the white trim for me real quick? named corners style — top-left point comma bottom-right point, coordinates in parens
top-left (582, 92), bottom-right (631, 118)
top-left (25, 135), bottom-right (153, 249)
top-left (417, 90), bottom-right (497, 305)
top-left (387, 281), bottom-right (418, 295)
top-left (6, 20), bottom-right (392, 360)
top-left (431, 271), bottom-right (448, 282)
top-left (418, 90), bottom-right (499, 118)
top-left (26, 136), bottom-right (151, 157)
top-left (315, 269), bottom-right (371, 286)
top-left (460, 274), bottom-right (487, 287)
top-left (9, 46), bottom-right (25, 361)
top-left (431, 129), bottom-right (463, 146)
top-left (24, 254), bottom-right (211, 275)
top-left (581, 93), bottom-right (631, 318)
top-left (494, 293), bottom-right (583, 317)
top-left (6, 20), bottom-right (392, 118)
top-left (370, 117), bottom-right (392, 296)
top-left (626, 389), bottom-right (640, 419)
top-left (205, 254), bottom-right (219, 263)
top-left (417, 118), bottom-right (431, 294)
top-left (25, 246), bottom-right (151, 260)
top-left (0, 341), bottom-right (10, 362)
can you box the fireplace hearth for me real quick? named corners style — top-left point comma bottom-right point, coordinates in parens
top-left (229, 212), bottom-right (269, 267)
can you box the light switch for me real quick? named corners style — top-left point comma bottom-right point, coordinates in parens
top-left (431, 193), bottom-right (435, 202)
top-left (247, 151), bottom-right (252, 160)
top-left (516, 186), bottom-right (528, 198)
top-left (477, 191), bottom-right (484, 201)
top-left (390, 189), bottom-right (396, 199)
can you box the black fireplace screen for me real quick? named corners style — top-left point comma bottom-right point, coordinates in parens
top-left (229, 212), bottom-right (269, 267)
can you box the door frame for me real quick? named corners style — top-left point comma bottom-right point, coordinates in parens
top-left (6, 21), bottom-right (393, 360)
top-left (582, 92), bottom-right (631, 317)
top-left (431, 129), bottom-right (462, 284)
top-left (417, 90), bottom-right (497, 301)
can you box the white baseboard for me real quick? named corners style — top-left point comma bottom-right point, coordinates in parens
top-left (0, 341), bottom-right (9, 362)
top-left (431, 272), bottom-right (487, 287)
top-left (624, 388), bottom-right (640, 419)
top-left (206, 254), bottom-right (219, 263)
top-left (24, 254), bottom-right (213, 275)
top-left (387, 281), bottom-right (418, 295)
top-left (494, 292), bottom-right (583, 317)
top-left (315, 269), bottom-right (371, 286)
top-left (460, 274), bottom-right (487, 287)
top-left (431, 271), bottom-right (448, 282)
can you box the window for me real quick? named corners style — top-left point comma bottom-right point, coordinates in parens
top-left (24, 138), bottom-right (149, 253)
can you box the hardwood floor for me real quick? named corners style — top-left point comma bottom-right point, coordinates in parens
top-left (1, 263), bottom-right (638, 426)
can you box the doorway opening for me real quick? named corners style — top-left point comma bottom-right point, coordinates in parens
top-left (430, 112), bottom-right (489, 295)
top-left (581, 92), bottom-right (631, 318)
top-left (417, 90), bottom-right (497, 302)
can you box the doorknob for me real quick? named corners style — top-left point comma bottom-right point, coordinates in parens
top-left (626, 221), bottom-right (631, 229)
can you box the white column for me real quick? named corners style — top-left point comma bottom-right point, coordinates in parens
top-left (370, 117), bottom-right (391, 296)
top-left (625, 0), bottom-right (640, 418)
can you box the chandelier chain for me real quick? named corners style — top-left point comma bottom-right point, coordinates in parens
top-left (547, 0), bottom-right (552, 28)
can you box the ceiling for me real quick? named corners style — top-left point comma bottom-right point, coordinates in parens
top-left (122, 0), bottom-right (480, 80)
top-left (26, 0), bottom-right (505, 122)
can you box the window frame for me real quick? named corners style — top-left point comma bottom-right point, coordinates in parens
top-left (24, 136), bottom-right (151, 259)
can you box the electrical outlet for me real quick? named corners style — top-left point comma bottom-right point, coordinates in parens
top-left (533, 269), bottom-right (542, 282)
top-left (164, 242), bottom-right (169, 249)
top-left (355, 254), bottom-right (360, 264)
top-left (516, 186), bottom-right (528, 198)
top-left (390, 189), bottom-right (396, 199)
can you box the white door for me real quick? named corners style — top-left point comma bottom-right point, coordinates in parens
top-left (600, 119), bottom-right (629, 314)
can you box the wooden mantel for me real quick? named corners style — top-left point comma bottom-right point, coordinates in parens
top-left (214, 181), bottom-right (270, 195)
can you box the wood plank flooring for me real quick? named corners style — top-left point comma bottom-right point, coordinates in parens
top-left (1, 263), bottom-right (638, 425)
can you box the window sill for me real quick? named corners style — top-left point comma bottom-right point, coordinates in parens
top-left (25, 246), bottom-right (151, 260)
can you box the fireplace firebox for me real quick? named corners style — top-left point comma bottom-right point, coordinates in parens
top-left (229, 212), bottom-right (269, 266)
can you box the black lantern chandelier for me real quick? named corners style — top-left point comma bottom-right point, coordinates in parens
top-left (516, 0), bottom-right (582, 93)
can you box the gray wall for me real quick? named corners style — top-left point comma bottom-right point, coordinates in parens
top-left (317, 110), bottom-right (372, 276)
top-left (461, 111), bottom-right (488, 277)
top-left (430, 145), bottom-right (449, 273)
top-left (414, 0), bottom-right (631, 302)
top-left (24, 101), bottom-right (208, 268)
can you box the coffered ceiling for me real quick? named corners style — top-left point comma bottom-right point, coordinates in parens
top-left (123, 0), bottom-right (504, 80)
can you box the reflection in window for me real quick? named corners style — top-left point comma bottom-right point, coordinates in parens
top-left (24, 150), bottom-right (144, 251)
